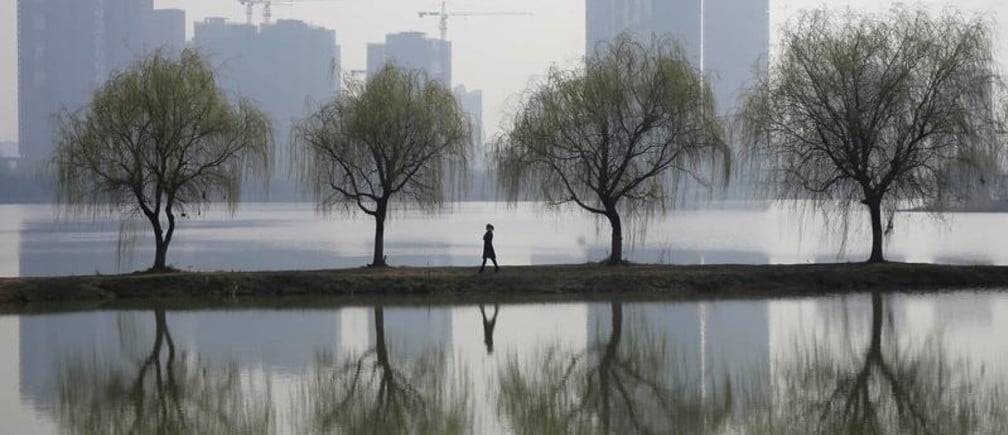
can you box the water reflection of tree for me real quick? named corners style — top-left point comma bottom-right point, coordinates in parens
top-left (497, 302), bottom-right (731, 435)
top-left (299, 306), bottom-right (472, 435)
top-left (56, 309), bottom-right (274, 435)
top-left (747, 292), bottom-right (1008, 435)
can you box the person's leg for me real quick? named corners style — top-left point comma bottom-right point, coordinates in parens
top-left (492, 257), bottom-right (499, 272)
top-left (479, 257), bottom-right (487, 273)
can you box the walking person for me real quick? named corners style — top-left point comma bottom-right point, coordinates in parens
top-left (479, 223), bottom-right (499, 273)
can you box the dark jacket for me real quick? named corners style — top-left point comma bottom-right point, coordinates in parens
top-left (482, 230), bottom-right (496, 259)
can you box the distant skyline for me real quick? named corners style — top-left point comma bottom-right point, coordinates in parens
top-left (2, 0), bottom-right (1006, 143)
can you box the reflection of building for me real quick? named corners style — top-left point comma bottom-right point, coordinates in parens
top-left (192, 18), bottom-right (339, 185)
top-left (18, 310), bottom-right (345, 408)
top-left (17, 0), bottom-right (185, 165)
top-left (588, 300), bottom-right (771, 413)
top-left (376, 307), bottom-right (453, 358)
top-left (19, 313), bottom-right (127, 407)
top-left (367, 32), bottom-right (451, 86)
top-left (17, 306), bottom-right (457, 416)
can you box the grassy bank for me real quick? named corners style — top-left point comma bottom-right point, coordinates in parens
top-left (2, 262), bottom-right (1008, 312)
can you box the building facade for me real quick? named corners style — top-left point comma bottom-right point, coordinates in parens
top-left (366, 32), bottom-right (452, 87)
top-left (586, 0), bottom-right (701, 62)
top-left (585, 0), bottom-right (768, 113)
top-left (17, 0), bottom-right (185, 164)
top-left (367, 32), bottom-right (486, 194)
top-left (192, 17), bottom-right (340, 186)
top-left (453, 85), bottom-right (483, 169)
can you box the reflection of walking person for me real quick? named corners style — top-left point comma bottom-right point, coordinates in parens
top-left (479, 223), bottom-right (499, 273)
top-left (479, 303), bottom-right (499, 354)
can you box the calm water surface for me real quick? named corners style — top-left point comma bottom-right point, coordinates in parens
top-left (1, 293), bottom-right (1007, 434)
top-left (1, 202), bottom-right (1007, 433)
top-left (1, 201), bottom-right (1007, 276)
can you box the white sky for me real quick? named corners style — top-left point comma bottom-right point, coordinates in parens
top-left (1, 0), bottom-right (1006, 143)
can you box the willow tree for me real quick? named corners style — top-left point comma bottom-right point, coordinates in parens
top-left (292, 65), bottom-right (470, 267)
top-left (496, 34), bottom-right (728, 264)
top-left (741, 8), bottom-right (1004, 263)
top-left (53, 48), bottom-right (273, 271)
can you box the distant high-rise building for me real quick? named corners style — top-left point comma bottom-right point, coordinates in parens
top-left (367, 32), bottom-right (451, 87)
top-left (145, 9), bottom-right (186, 51)
top-left (0, 141), bottom-right (18, 170)
top-left (453, 85), bottom-right (483, 168)
top-left (586, 0), bottom-right (701, 62)
top-left (585, 0), bottom-right (768, 113)
top-left (17, 0), bottom-right (185, 164)
top-left (703, 0), bottom-right (769, 113)
top-left (367, 32), bottom-right (486, 197)
top-left (193, 18), bottom-right (339, 183)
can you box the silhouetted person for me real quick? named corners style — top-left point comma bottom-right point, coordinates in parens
top-left (479, 223), bottom-right (499, 273)
top-left (479, 303), bottom-right (499, 354)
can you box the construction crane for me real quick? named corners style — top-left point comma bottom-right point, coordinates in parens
top-left (238, 0), bottom-right (351, 26)
top-left (237, 0), bottom-right (292, 25)
top-left (418, 1), bottom-right (532, 40)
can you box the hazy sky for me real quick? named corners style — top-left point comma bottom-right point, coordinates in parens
top-left (1, 0), bottom-right (1006, 143)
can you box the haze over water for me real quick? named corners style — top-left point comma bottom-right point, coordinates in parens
top-left (0, 201), bottom-right (1006, 277)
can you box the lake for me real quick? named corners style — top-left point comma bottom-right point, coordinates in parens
top-left (1, 202), bottom-right (1007, 434)
top-left (1, 293), bottom-right (1007, 434)
top-left (0, 201), bottom-right (1006, 276)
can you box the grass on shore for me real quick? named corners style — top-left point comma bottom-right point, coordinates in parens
top-left (2, 262), bottom-right (1008, 313)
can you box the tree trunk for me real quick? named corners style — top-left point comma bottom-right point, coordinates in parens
top-left (865, 197), bottom-right (885, 263)
top-left (162, 201), bottom-right (176, 270)
top-left (151, 218), bottom-right (168, 272)
top-left (371, 200), bottom-right (388, 267)
top-left (153, 238), bottom-right (167, 271)
top-left (604, 206), bottom-right (623, 265)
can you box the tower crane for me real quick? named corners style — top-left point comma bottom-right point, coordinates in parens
top-left (418, 1), bottom-right (532, 40)
top-left (238, 0), bottom-right (346, 26)
top-left (237, 0), bottom-right (292, 25)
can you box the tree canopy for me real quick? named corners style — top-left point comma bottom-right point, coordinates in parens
top-left (741, 7), bottom-right (1005, 262)
top-left (292, 65), bottom-right (471, 267)
top-left (496, 34), bottom-right (729, 264)
top-left (53, 48), bottom-right (273, 271)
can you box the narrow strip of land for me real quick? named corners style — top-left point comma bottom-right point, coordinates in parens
top-left (2, 263), bottom-right (1007, 311)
